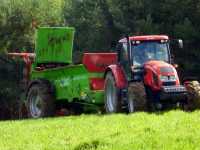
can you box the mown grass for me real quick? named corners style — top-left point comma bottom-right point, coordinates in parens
top-left (0, 110), bottom-right (200, 150)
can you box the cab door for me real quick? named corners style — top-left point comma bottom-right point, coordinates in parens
top-left (116, 42), bottom-right (132, 81)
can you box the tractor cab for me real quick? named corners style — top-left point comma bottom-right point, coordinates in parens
top-left (131, 39), bottom-right (170, 67)
top-left (118, 35), bottom-right (176, 81)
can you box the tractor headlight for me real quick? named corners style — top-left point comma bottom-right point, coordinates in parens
top-left (160, 75), bottom-right (176, 81)
top-left (169, 75), bottom-right (176, 81)
top-left (160, 75), bottom-right (168, 81)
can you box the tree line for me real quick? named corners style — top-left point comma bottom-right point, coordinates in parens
top-left (0, 0), bottom-right (199, 71)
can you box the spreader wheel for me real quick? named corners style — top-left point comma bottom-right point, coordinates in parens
top-left (184, 80), bottom-right (200, 110)
top-left (27, 81), bottom-right (55, 118)
top-left (104, 72), bottom-right (122, 113)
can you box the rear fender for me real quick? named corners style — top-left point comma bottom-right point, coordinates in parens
top-left (105, 65), bottom-right (128, 89)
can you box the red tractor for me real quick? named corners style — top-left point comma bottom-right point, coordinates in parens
top-left (104, 35), bottom-right (189, 113)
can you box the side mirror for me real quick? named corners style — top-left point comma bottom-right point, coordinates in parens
top-left (178, 39), bottom-right (183, 49)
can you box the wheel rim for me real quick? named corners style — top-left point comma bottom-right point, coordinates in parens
top-left (105, 78), bottom-right (116, 112)
top-left (128, 93), bottom-right (135, 113)
top-left (29, 89), bottom-right (42, 118)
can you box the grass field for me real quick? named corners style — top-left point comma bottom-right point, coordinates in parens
top-left (0, 110), bottom-right (200, 150)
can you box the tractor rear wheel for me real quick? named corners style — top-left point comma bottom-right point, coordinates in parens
top-left (104, 72), bottom-right (121, 113)
top-left (27, 81), bottom-right (55, 118)
top-left (127, 82), bottom-right (147, 113)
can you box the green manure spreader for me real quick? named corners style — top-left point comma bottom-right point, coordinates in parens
top-left (9, 27), bottom-right (117, 118)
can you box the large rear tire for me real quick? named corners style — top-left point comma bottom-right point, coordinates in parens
top-left (27, 81), bottom-right (55, 118)
top-left (104, 72), bottom-right (121, 113)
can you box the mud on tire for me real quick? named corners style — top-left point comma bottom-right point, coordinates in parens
top-left (128, 82), bottom-right (147, 112)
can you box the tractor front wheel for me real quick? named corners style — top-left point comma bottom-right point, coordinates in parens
top-left (104, 72), bottom-right (121, 113)
top-left (128, 82), bottom-right (147, 113)
top-left (27, 82), bottom-right (55, 118)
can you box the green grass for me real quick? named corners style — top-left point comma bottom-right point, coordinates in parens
top-left (0, 110), bottom-right (200, 150)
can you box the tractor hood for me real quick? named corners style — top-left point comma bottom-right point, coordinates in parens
top-left (143, 60), bottom-right (180, 91)
top-left (144, 60), bottom-right (175, 75)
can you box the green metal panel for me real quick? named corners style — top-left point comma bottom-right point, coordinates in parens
top-left (31, 65), bottom-right (90, 102)
top-left (35, 27), bottom-right (75, 64)
top-left (88, 91), bottom-right (104, 104)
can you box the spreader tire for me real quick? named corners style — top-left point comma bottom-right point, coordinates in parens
top-left (184, 80), bottom-right (200, 110)
top-left (27, 81), bottom-right (55, 118)
top-left (104, 72), bottom-right (122, 113)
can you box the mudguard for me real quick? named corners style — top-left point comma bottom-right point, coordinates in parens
top-left (105, 64), bottom-right (128, 89)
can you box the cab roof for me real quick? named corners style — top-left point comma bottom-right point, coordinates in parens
top-left (119, 35), bottom-right (169, 43)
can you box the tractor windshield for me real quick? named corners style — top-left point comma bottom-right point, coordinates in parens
top-left (132, 41), bottom-right (169, 67)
